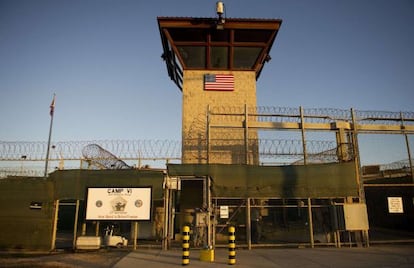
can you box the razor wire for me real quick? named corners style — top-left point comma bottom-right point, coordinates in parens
top-left (2, 105), bottom-right (414, 170)
top-left (380, 159), bottom-right (414, 172)
top-left (356, 110), bottom-right (414, 125)
top-left (209, 106), bottom-right (414, 125)
top-left (81, 144), bottom-right (131, 169)
top-left (0, 139), bottom-right (182, 161)
top-left (0, 138), bottom-right (342, 161)
top-left (180, 137), bottom-right (347, 165)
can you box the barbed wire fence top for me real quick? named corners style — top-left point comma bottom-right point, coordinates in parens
top-left (1, 106), bottom-right (413, 177)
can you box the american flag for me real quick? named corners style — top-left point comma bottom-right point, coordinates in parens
top-left (50, 94), bottom-right (56, 116)
top-left (204, 74), bottom-right (234, 91)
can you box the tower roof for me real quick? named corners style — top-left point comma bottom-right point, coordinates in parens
top-left (158, 17), bottom-right (282, 90)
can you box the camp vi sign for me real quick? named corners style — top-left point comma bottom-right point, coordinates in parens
top-left (86, 187), bottom-right (152, 220)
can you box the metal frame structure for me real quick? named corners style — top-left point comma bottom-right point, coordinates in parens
top-left (206, 105), bottom-right (414, 180)
top-left (197, 105), bottom-right (413, 248)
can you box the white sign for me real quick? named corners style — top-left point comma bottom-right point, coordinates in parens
top-left (220, 206), bottom-right (229, 219)
top-left (387, 197), bottom-right (404, 213)
top-left (86, 187), bottom-right (152, 220)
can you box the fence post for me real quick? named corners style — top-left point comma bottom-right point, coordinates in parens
top-left (228, 225), bottom-right (236, 265)
top-left (182, 225), bottom-right (190, 265)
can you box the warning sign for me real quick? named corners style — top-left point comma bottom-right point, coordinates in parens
top-left (220, 206), bottom-right (229, 219)
top-left (387, 197), bottom-right (404, 213)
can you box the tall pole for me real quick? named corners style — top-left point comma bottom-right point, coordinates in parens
top-left (246, 197), bottom-right (251, 250)
top-left (244, 104), bottom-right (249, 164)
top-left (44, 94), bottom-right (55, 177)
top-left (206, 105), bottom-right (211, 164)
top-left (73, 200), bottom-right (80, 250)
top-left (206, 176), bottom-right (212, 248)
top-left (51, 199), bottom-right (59, 251)
top-left (351, 108), bottom-right (365, 202)
top-left (307, 198), bottom-right (314, 248)
top-left (400, 112), bottom-right (414, 182)
top-left (300, 106), bottom-right (307, 165)
top-left (163, 185), bottom-right (170, 250)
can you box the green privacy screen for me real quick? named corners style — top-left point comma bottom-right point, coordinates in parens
top-left (0, 165), bottom-right (356, 250)
top-left (0, 178), bottom-right (55, 250)
top-left (168, 162), bottom-right (359, 198)
top-left (51, 169), bottom-right (165, 200)
top-left (0, 169), bottom-right (165, 250)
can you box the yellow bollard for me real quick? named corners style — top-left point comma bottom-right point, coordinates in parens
top-left (182, 225), bottom-right (190, 265)
top-left (228, 226), bottom-right (236, 265)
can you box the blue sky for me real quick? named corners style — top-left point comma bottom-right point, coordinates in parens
top-left (1, 0), bottom-right (413, 165)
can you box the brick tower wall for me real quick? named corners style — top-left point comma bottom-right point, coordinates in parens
top-left (182, 70), bottom-right (259, 164)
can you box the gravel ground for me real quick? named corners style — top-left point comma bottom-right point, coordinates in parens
top-left (0, 250), bottom-right (128, 268)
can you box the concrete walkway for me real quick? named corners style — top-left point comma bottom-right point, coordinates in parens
top-left (113, 245), bottom-right (414, 267)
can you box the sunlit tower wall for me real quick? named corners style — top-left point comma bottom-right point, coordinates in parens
top-left (158, 15), bottom-right (282, 164)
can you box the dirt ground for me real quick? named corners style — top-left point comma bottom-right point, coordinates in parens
top-left (0, 249), bottom-right (129, 268)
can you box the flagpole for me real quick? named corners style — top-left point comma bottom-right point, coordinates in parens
top-left (44, 94), bottom-right (56, 177)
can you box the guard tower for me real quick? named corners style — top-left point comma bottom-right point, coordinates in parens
top-left (158, 5), bottom-right (282, 164)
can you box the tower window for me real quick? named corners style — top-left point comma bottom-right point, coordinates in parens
top-left (178, 46), bottom-right (206, 68)
top-left (210, 46), bottom-right (228, 69)
top-left (233, 47), bottom-right (262, 69)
